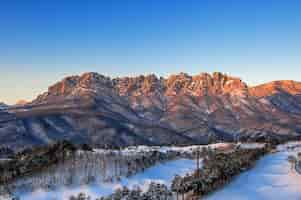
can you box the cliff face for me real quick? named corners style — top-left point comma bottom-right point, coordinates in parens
top-left (1, 72), bottom-right (301, 150)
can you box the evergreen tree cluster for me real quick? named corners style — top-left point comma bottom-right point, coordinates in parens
top-left (69, 183), bottom-right (173, 200)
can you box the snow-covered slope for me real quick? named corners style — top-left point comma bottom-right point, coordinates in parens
top-left (205, 143), bottom-right (301, 200)
top-left (0, 142), bottom-right (266, 200)
top-left (2, 142), bottom-right (300, 200)
top-left (13, 159), bottom-right (196, 200)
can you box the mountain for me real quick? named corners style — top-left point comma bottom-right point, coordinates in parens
top-left (15, 99), bottom-right (28, 106)
top-left (0, 102), bottom-right (8, 110)
top-left (1, 72), bottom-right (301, 150)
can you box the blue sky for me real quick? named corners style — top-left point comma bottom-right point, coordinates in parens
top-left (1, 0), bottom-right (301, 104)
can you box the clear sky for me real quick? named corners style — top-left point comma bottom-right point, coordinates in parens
top-left (1, 0), bottom-right (301, 104)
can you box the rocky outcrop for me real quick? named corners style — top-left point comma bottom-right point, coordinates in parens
top-left (0, 72), bottom-right (301, 150)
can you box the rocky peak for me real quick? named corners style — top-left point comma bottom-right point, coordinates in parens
top-left (250, 80), bottom-right (301, 98)
top-left (164, 72), bottom-right (247, 96)
top-left (165, 73), bottom-right (192, 95)
top-left (48, 75), bottom-right (80, 96)
top-left (113, 74), bottom-right (163, 96)
top-left (78, 72), bottom-right (113, 89)
top-left (34, 72), bottom-right (115, 102)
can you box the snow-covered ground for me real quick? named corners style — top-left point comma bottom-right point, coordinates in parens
top-left (3, 142), bottom-right (300, 200)
top-left (92, 142), bottom-right (232, 156)
top-left (205, 143), bottom-right (301, 200)
top-left (237, 142), bottom-right (266, 149)
top-left (2, 143), bottom-right (231, 200)
top-left (14, 159), bottom-right (196, 200)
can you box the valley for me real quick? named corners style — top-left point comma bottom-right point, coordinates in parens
top-left (1, 142), bottom-right (300, 200)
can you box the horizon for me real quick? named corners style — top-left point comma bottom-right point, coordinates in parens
top-left (1, 0), bottom-right (301, 104)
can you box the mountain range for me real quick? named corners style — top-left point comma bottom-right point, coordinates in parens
top-left (1, 72), bottom-right (301, 150)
